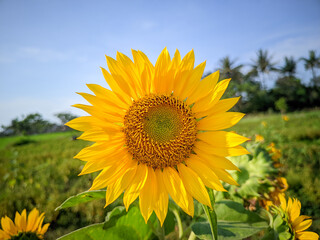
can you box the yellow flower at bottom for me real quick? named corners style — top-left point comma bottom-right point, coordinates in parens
top-left (255, 134), bottom-right (264, 142)
top-left (279, 195), bottom-right (319, 240)
top-left (66, 48), bottom-right (249, 224)
top-left (0, 208), bottom-right (49, 240)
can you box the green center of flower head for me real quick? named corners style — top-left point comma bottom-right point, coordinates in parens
top-left (10, 232), bottom-right (41, 240)
top-left (124, 95), bottom-right (197, 169)
top-left (144, 105), bottom-right (181, 143)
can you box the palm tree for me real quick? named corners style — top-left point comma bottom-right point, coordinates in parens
top-left (300, 50), bottom-right (320, 81)
top-left (249, 49), bottom-right (277, 89)
top-left (280, 56), bottom-right (296, 78)
top-left (218, 56), bottom-right (243, 84)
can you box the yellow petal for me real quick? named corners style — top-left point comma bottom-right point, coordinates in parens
top-left (75, 144), bottom-right (125, 162)
top-left (192, 78), bottom-right (231, 113)
top-left (89, 155), bottom-right (135, 190)
top-left (65, 116), bottom-right (117, 132)
top-left (32, 212), bottom-right (44, 232)
top-left (179, 61), bottom-right (206, 101)
top-left (20, 209), bottom-right (27, 231)
top-left (101, 66), bottom-right (132, 105)
top-left (75, 135), bottom-right (124, 158)
top-left (195, 149), bottom-right (239, 171)
top-left (295, 219), bottom-right (312, 232)
top-left (197, 131), bottom-right (249, 148)
top-left (86, 83), bottom-right (129, 109)
top-left (178, 164), bottom-right (211, 207)
top-left (74, 142), bottom-right (119, 160)
top-left (1, 216), bottom-right (18, 236)
top-left (162, 167), bottom-right (194, 216)
top-left (139, 168), bottom-right (157, 223)
top-left (199, 97), bottom-right (241, 118)
top-left (292, 215), bottom-right (311, 229)
top-left (154, 47), bottom-right (171, 94)
top-left (178, 49), bottom-right (195, 72)
top-left (76, 92), bottom-right (125, 117)
top-left (279, 194), bottom-right (286, 211)
top-left (173, 50), bottom-right (195, 95)
top-left (78, 148), bottom-right (127, 175)
top-left (186, 157), bottom-right (226, 191)
top-left (295, 231), bottom-right (319, 239)
top-left (105, 165), bottom-right (137, 207)
top-left (123, 164), bottom-right (148, 210)
top-left (72, 104), bottom-right (123, 124)
top-left (289, 198), bottom-right (301, 222)
top-left (105, 56), bottom-right (137, 100)
top-left (287, 197), bottom-right (293, 213)
top-left (198, 112), bottom-right (245, 131)
top-left (135, 50), bottom-right (155, 93)
top-left (154, 169), bottom-right (169, 226)
top-left (195, 141), bottom-right (250, 157)
top-left (187, 71), bottom-right (219, 105)
top-left (39, 223), bottom-right (50, 235)
top-left (65, 116), bottom-right (100, 132)
top-left (169, 49), bottom-right (181, 70)
top-left (212, 168), bottom-right (238, 186)
top-left (14, 212), bottom-right (21, 231)
top-left (0, 229), bottom-right (10, 239)
top-left (26, 208), bottom-right (39, 232)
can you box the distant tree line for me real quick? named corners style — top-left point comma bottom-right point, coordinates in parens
top-left (210, 49), bottom-right (320, 113)
top-left (0, 112), bottom-right (78, 136)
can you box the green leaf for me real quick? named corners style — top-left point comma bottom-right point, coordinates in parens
top-left (103, 206), bottom-right (126, 229)
top-left (163, 210), bottom-right (175, 235)
top-left (191, 200), bottom-right (268, 240)
top-left (58, 206), bottom-right (158, 240)
top-left (55, 190), bottom-right (106, 210)
top-left (57, 223), bottom-right (140, 240)
top-left (114, 206), bottom-right (157, 240)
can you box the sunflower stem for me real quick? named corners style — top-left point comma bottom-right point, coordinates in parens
top-left (202, 188), bottom-right (218, 240)
top-left (172, 208), bottom-right (183, 239)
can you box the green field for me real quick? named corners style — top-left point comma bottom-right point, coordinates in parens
top-left (0, 110), bottom-right (319, 239)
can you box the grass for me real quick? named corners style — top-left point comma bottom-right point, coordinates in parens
top-left (0, 109), bottom-right (319, 238)
top-left (0, 131), bottom-right (79, 150)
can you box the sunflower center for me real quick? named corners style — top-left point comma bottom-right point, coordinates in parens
top-left (123, 95), bottom-right (197, 169)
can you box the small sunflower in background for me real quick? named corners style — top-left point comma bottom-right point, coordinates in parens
top-left (282, 115), bottom-right (289, 121)
top-left (278, 195), bottom-right (319, 239)
top-left (0, 208), bottom-right (49, 240)
top-left (255, 134), bottom-right (264, 142)
top-left (268, 142), bottom-right (282, 161)
top-left (67, 48), bottom-right (249, 224)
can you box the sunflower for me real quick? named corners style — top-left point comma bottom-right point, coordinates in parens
top-left (279, 195), bottom-right (319, 239)
top-left (0, 208), bottom-right (49, 240)
top-left (255, 134), bottom-right (264, 142)
top-left (66, 48), bottom-right (249, 224)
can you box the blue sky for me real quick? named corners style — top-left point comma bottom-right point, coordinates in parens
top-left (1, 0), bottom-right (320, 126)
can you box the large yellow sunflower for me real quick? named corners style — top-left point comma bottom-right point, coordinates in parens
top-left (0, 208), bottom-right (49, 240)
top-left (67, 48), bottom-right (249, 224)
top-left (279, 195), bottom-right (319, 239)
